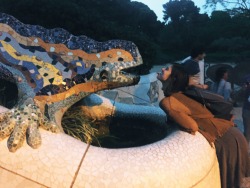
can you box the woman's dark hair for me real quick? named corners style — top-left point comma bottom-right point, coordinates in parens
top-left (215, 67), bottom-right (228, 83)
top-left (162, 63), bottom-right (189, 97)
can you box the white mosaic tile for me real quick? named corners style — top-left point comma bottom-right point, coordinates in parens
top-left (0, 167), bottom-right (46, 188)
top-left (73, 131), bottom-right (220, 188)
top-left (50, 47), bottom-right (55, 52)
top-left (0, 106), bottom-right (220, 188)
top-left (0, 129), bottom-right (88, 188)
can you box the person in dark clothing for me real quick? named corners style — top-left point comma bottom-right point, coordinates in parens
top-left (157, 63), bottom-right (250, 188)
top-left (182, 47), bottom-right (208, 90)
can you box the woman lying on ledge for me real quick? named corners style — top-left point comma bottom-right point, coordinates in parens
top-left (157, 63), bottom-right (249, 188)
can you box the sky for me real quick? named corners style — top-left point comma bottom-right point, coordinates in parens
top-left (131, 0), bottom-right (213, 22)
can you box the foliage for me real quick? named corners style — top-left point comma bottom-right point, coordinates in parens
top-left (163, 0), bottom-right (200, 24)
top-left (61, 105), bottom-right (168, 148)
top-left (205, 0), bottom-right (250, 17)
top-left (161, 0), bottom-right (210, 53)
top-left (162, 0), bottom-right (250, 62)
top-left (62, 106), bottom-right (101, 144)
top-left (210, 37), bottom-right (250, 52)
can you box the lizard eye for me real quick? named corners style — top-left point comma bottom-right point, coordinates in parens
top-left (100, 70), bottom-right (108, 80)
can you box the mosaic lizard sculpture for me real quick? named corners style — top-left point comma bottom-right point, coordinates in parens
top-left (0, 13), bottom-right (142, 152)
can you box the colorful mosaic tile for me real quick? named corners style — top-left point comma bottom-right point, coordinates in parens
top-left (0, 12), bottom-right (142, 152)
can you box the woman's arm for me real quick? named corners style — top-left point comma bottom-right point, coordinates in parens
top-left (160, 97), bottom-right (199, 134)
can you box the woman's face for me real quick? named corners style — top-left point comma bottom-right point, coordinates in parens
top-left (157, 66), bottom-right (172, 81)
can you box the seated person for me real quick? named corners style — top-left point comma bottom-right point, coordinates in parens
top-left (182, 47), bottom-right (208, 89)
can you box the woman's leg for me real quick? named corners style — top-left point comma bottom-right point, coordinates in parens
top-left (243, 108), bottom-right (250, 143)
top-left (215, 127), bottom-right (249, 188)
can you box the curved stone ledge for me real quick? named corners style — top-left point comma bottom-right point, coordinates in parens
top-left (0, 106), bottom-right (220, 188)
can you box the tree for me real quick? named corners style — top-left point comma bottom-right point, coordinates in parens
top-left (205, 0), bottom-right (249, 9)
top-left (163, 0), bottom-right (200, 24)
top-left (205, 0), bottom-right (250, 17)
top-left (161, 0), bottom-right (210, 53)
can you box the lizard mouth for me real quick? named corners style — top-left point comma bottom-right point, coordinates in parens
top-left (99, 66), bottom-right (140, 85)
top-left (119, 68), bottom-right (140, 85)
top-left (116, 57), bottom-right (142, 85)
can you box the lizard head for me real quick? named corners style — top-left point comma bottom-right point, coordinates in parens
top-left (91, 47), bottom-right (142, 89)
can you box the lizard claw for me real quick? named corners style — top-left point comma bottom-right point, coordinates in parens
top-left (0, 111), bottom-right (15, 140)
top-left (0, 102), bottom-right (59, 152)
